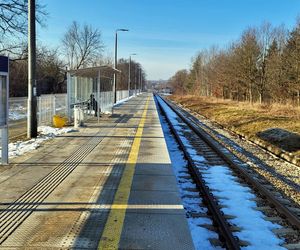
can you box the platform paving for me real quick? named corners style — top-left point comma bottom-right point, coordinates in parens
top-left (0, 93), bottom-right (194, 249)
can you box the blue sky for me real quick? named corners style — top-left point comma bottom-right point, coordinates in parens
top-left (38, 0), bottom-right (300, 80)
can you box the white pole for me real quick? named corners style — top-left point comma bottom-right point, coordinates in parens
top-left (139, 68), bottom-right (141, 94)
top-left (67, 72), bottom-right (71, 121)
top-left (53, 95), bottom-right (56, 116)
top-left (114, 31), bottom-right (118, 104)
top-left (97, 69), bottom-right (100, 123)
top-left (38, 96), bottom-right (41, 125)
top-left (128, 56), bottom-right (131, 99)
top-left (1, 129), bottom-right (8, 165)
top-left (0, 72), bottom-right (9, 165)
top-left (135, 66), bottom-right (137, 97)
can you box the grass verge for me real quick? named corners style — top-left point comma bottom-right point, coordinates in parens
top-left (168, 95), bottom-right (300, 159)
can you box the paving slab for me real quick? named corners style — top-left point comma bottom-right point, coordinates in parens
top-left (0, 93), bottom-right (194, 250)
top-left (119, 95), bottom-right (193, 250)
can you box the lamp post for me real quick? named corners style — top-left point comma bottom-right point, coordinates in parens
top-left (114, 28), bottom-right (128, 104)
top-left (135, 64), bottom-right (142, 96)
top-left (128, 53), bottom-right (136, 99)
top-left (27, 0), bottom-right (37, 138)
top-left (139, 67), bottom-right (142, 93)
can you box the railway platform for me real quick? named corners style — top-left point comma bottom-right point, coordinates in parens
top-left (0, 93), bottom-right (194, 249)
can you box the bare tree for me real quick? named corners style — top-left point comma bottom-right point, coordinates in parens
top-left (282, 19), bottom-right (300, 105)
top-left (9, 44), bottom-right (66, 96)
top-left (0, 0), bottom-right (46, 58)
top-left (0, 0), bottom-right (46, 36)
top-left (0, 39), bottom-right (29, 59)
top-left (62, 21), bottom-right (104, 69)
top-left (190, 52), bottom-right (206, 95)
top-left (256, 22), bottom-right (274, 104)
top-left (169, 69), bottom-right (189, 96)
top-left (235, 28), bottom-right (260, 103)
top-left (169, 16), bottom-right (300, 106)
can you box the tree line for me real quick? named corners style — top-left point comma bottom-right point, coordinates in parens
top-left (169, 19), bottom-right (300, 105)
top-left (0, 1), bottom-right (145, 97)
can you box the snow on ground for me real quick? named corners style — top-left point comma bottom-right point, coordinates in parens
top-left (9, 104), bottom-right (27, 121)
top-left (156, 96), bottom-right (285, 250)
top-left (202, 166), bottom-right (284, 250)
top-left (113, 95), bottom-right (135, 107)
top-left (156, 97), bottom-right (220, 250)
top-left (9, 111), bottom-right (27, 121)
top-left (0, 126), bottom-right (76, 158)
top-left (9, 104), bottom-right (67, 121)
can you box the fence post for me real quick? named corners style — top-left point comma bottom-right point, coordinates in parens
top-left (53, 95), bottom-right (56, 117)
top-left (38, 96), bottom-right (42, 126)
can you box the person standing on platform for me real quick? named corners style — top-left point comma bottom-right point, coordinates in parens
top-left (90, 94), bottom-right (98, 117)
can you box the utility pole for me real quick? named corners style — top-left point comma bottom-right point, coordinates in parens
top-left (140, 67), bottom-right (142, 92)
top-left (137, 67), bottom-right (141, 93)
top-left (138, 66), bottom-right (142, 94)
top-left (128, 55), bottom-right (131, 99)
top-left (113, 31), bottom-right (118, 104)
top-left (134, 66), bottom-right (137, 96)
top-left (128, 53), bottom-right (136, 99)
top-left (114, 28), bottom-right (128, 104)
top-left (27, 0), bottom-right (37, 138)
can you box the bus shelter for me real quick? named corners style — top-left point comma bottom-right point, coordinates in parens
top-left (0, 56), bottom-right (9, 165)
top-left (67, 66), bottom-right (120, 123)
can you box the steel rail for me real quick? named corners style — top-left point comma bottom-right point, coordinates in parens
top-left (177, 105), bottom-right (300, 189)
top-left (155, 94), bottom-right (241, 250)
top-left (158, 94), bottom-right (300, 232)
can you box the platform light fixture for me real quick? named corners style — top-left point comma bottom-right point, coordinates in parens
top-left (128, 53), bottom-right (137, 99)
top-left (114, 28), bottom-right (129, 104)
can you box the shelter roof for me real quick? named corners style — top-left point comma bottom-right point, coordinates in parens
top-left (68, 66), bottom-right (121, 78)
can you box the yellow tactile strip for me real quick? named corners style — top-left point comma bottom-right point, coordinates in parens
top-left (98, 97), bottom-right (150, 250)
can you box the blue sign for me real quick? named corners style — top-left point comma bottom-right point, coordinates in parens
top-left (0, 56), bottom-right (9, 73)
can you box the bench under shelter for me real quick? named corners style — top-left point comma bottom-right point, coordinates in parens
top-left (67, 66), bottom-right (120, 122)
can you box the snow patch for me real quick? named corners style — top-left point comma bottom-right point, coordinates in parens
top-left (0, 126), bottom-right (76, 158)
top-left (9, 111), bottom-right (27, 121)
top-left (156, 95), bottom-right (285, 250)
top-left (113, 95), bottom-right (135, 107)
top-left (156, 97), bottom-right (218, 250)
top-left (202, 165), bottom-right (284, 250)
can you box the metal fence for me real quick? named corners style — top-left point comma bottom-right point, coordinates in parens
top-left (9, 97), bottom-right (28, 122)
top-left (9, 89), bottom-right (139, 125)
top-left (83, 89), bottom-right (137, 115)
top-left (98, 91), bottom-right (114, 113)
top-left (37, 94), bottom-right (68, 126)
top-left (9, 94), bottom-right (68, 126)
top-left (116, 90), bottom-right (130, 103)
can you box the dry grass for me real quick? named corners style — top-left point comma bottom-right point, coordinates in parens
top-left (169, 95), bottom-right (300, 156)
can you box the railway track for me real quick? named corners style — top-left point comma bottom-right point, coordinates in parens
top-left (171, 101), bottom-right (300, 202)
top-left (7, 119), bottom-right (27, 142)
top-left (155, 94), bottom-right (300, 249)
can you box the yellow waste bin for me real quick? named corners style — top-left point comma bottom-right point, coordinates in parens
top-left (53, 115), bottom-right (67, 128)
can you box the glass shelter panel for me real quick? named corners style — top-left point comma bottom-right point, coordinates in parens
top-left (69, 76), bottom-right (94, 104)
